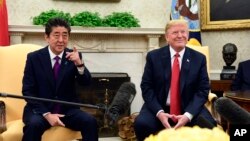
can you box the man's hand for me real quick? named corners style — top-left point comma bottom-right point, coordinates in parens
top-left (172, 114), bottom-right (189, 129)
top-left (157, 112), bottom-right (173, 129)
top-left (44, 113), bottom-right (65, 127)
top-left (65, 47), bottom-right (82, 66)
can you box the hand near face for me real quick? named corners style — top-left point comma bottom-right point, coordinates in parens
top-left (65, 47), bottom-right (83, 66)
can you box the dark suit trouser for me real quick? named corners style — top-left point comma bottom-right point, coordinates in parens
top-left (22, 108), bottom-right (98, 141)
top-left (134, 107), bottom-right (165, 141)
top-left (134, 106), bottom-right (217, 141)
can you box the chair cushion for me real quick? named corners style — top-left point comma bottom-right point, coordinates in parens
top-left (43, 124), bottom-right (81, 141)
top-left (1, 120), bottom-right (23, 141)
top-left (0, 119), bottom-right (81, 141)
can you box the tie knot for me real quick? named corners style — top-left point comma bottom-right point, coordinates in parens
top-left (54, 56), bottom-right (60, 62)
top-left (175, 53), bottom-right (180, 57)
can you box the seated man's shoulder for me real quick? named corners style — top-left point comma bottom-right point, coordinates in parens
top-left (240, 59), bottom-right (250, 66)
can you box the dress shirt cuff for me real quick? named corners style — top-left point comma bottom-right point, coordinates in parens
top-left (77, 66), bottom-right (85, 75)
top-left (156, 110), bottom-right (164, 117)
top-left (184, 112), bottom-right (193, 121)
top-left (42, 112), bottom-right (51, 117)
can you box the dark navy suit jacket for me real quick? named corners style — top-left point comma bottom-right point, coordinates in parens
top-left (231, 60), bottom-right (250, 91)
top-left (140, 45), bottom-right (212, 122)
top-left (22, 46), bottom-right (91, 118)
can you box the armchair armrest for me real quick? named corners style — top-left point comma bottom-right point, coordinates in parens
top-left (0, 101), bottom-right (6, 133)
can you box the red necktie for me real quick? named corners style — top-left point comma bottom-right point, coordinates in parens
top-left (170, 53), bottom-right (181, 116)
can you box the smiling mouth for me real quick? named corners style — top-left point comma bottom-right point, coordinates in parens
top-left (176, 41), bottom-right (185, 43)
top-left (57, 45), bottom-right (64, 48)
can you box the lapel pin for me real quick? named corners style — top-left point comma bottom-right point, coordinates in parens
top-left (64, 61), bottom-right (68, 65)
top-left (187, 59), bottom-right (190, 62)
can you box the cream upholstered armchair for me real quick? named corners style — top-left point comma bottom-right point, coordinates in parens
top-left (0, 44), bottom-right (81, 141)
top-left (186, 44), bottom-right (220, 124)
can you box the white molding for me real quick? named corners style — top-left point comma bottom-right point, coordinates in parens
top-left (8, 25), bottom-right (164, 53)
top-left (9, 25), bottom-right (164, 35)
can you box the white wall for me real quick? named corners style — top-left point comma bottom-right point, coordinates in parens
top-left (202, 30), bottom-right (250, 79)
top-left (6, 0), bottom-right (168, 28)
top-left (7, 0), bottom-right (250, 74)
top-left (6, 0), bottom-right (250, 112)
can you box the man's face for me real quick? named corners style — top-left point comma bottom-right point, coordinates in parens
top-left (45, 26), bottom-right (69, 55)
top-left (223, 53), bottom-right (236, 66)
top-left (165, 24), bottom-right (189, 51)
top-left (223, 45), bottom-right (237, 66)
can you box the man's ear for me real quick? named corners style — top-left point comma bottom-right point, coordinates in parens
top-left (44, 34), bottom-right (49, 42)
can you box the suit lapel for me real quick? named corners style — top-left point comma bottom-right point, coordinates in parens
top-left (55, 49), bottom-right (71, 93)
top-left (39, 47), bottom-right (55, 88)
top-left (180, 47), bottom-right (191, 94)
top-left (56, 52), bottom-right (65, 91)
top-left (161, 46), bottom-right (171, 96)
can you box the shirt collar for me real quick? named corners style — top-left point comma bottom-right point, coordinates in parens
top-left (169, 46), bottom-right (185, 59)
top-left (48, 46), bottom-right (64, 60)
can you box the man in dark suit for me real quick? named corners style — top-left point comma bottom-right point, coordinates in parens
top-left (231, 60), bottom-right (250, 91)
top-left (134, 19), bottom-right (216, 141)
top-left (22, 18), bottom-right (98, 141)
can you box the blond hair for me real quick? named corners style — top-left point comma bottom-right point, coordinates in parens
top-left (165, 19), bottom-right (188, 34)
